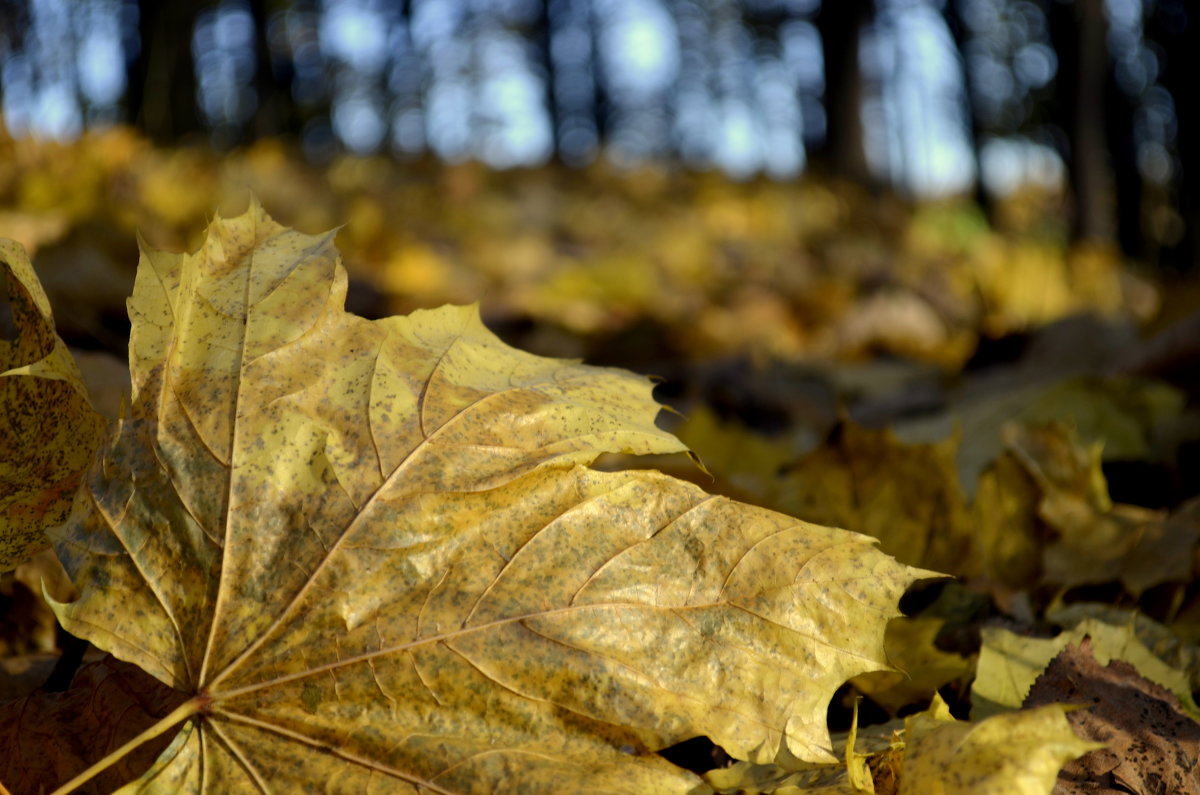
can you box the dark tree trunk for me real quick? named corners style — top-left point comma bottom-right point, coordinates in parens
top-left (587, 0), bottom-right (611, 143)
top-left (1048, 0), bottom-right (1116, 244)
top-left (533, 0), bottom-right (561, 159)
top-left (813, 0), bottom-right (874, 184)
top-left (125, 0), bottom-right (209, 143)
top-left (0, 0), bottom-right (27, 54)
top-left (740, 0), bottom-right (789, 43)
top-left (248, 0), bottom-right (298, 140)
top-left (297, 0), bottom-right (334, 130)
top-left (1106, 63), bottom-right (1143, 259)
top-left (945, 0), bottom-right (993, 218)
top-left (1149, 0), bottom-right (1200, 270)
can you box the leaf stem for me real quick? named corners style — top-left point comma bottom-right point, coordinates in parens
top-left (49, 696), bottom-right (202, 795)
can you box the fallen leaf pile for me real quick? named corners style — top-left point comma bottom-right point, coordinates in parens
top-left (679, 410), bottom-right (1200, 599)
top-left (0, 125), bottom-right (1157, 369)
top-left (1, 149), bottom-right (1197, 791)
top-left (1, 204), bottom-right (940, 792)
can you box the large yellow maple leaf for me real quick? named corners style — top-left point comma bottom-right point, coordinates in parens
top-left (43, 202), bottom-right (927, 793)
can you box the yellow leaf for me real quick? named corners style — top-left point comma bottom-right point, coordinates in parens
top-left (845, 699), bottom-right (874, 793)
top-left (674, 405), bottom-right (798, 503)
top-left (0, 210), bottom-right (69, 256)
top-left (851, 617), bottom-right (975, 714)
top-left (381, 241), bottom-right (453, 297)
top-left (48, 202), bottom-right (929, 792)
top-left (774, 424), bottom-right (971, 576)
top-left (1004, 422), bottom-right (1199, 594)
top-left (900, 696), bottom-right (1100, 795)
top-left (967, 452), bottom-right (1043, 588)
top-left (702, 718), bottom-right (904, 795)
top-left (678, 413), bottom-right (1041, 588)
top-left (1, 239), bottom-right (105, 572)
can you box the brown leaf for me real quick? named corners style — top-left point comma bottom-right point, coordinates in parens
top-left (0, 656), bottom-right (188, 795)
top-left (972, 619), bottom-right (1198, 721)
top-left (1023, 637), bottom-right (1200, 795)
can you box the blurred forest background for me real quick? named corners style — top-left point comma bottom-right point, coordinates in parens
top-left (0, 0), bottom-right (1197, 269)
top-left (1, 0), bottom-right (1198, 568)
top-left (3, 0), bottom-right (1200, 499)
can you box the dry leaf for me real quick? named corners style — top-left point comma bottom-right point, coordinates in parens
top-left (896, 375), bottom-right (1182, 498)
top-left (2, 549), bottom-right (72, 656)
top-left (900, 694), bottom-right (1100, 795)
top-left (47, 202), bottom-right (928, 792)
top-left (1023, 636), bottom-right (1200, 795)
top-left (771, 424), bottom-right (972, 576)
top-left (674, 405), bottom-right (799, 504)
top-left (1, 239), bottom-right (106, 572)
top-left (850, 617), bottom-right (975, 714)
top-left (968, 451), bottom-right (1044, 589)
top-left (702, 717), bottom-right (904, 795)
top-left (1046, 603), bottom-right (1200, 693)
top-left (1002, 422), bottom-right (1197, 593)
top-left (971, 619), bottom-right (1199, 721)
top-left (677, 413), bottom-right (1038, 590)
top-left (0, 656), bottom-right (187, 795)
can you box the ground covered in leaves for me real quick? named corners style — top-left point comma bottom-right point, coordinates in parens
top-left (1, 127), bottom-right (1199, 793)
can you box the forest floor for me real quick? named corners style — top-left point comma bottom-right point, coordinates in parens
top-left (2, 127), bottom-right (1199, 793)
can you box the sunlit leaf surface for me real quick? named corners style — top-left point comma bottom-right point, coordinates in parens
top-left (49, 203), bottom-right (925, 792)
top-left (899, 695), bottom-right (1100, 795)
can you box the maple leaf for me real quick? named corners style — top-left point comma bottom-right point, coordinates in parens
top-left (1, 240), bottom-right (105, 572)
top-left (43, 202), bottom-right (927, 792)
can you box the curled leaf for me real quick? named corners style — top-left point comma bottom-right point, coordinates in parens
top-left (900, 695), bottom-right (1100, 795)
top-left (1, 239), bottom-right (105, 572)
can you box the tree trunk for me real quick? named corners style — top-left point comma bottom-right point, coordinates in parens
top-left (248, 0), bottom-right (298, 141)
top-left (125, 0), bottom-right (208, 143)
top-left (587, 0), bottom-right (612, 144)
top-left (533, 0), bottom-right (561, 159)
top-left (1106, 61), bottom-right (1143, 259)
top-left (0, 0), bottom-right (27, 55)
top-left (813, 0), bottom-right (874, 184)
top-left (1149, 1), bottom-right (1200, 270)
top-left (1049, 0), bottom-right (1116, 244)
top-left (945, 0), bottom-right (993, 218)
